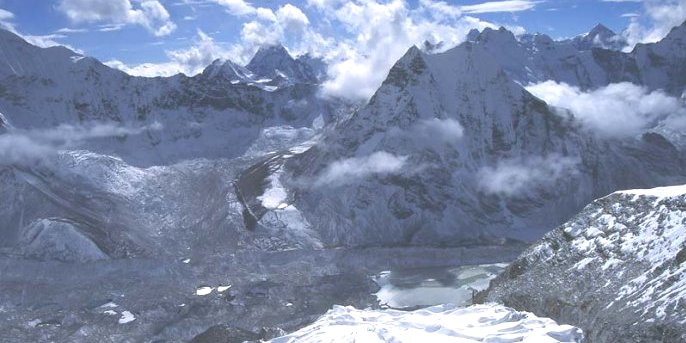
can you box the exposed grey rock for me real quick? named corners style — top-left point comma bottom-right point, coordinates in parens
top-left (478, 185), bottom-right (686, 343)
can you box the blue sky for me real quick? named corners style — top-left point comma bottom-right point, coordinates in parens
top-left (0, 0), bottom-right (683, 99)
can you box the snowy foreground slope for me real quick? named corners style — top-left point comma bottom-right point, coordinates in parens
top-left (269, 304), bottom-right (582, 343)
top-left (479, 184), bottom-right (686, 342)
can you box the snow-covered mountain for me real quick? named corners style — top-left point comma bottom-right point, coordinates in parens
top-left (468, 22), bottom-right (686, 95)
top-left (246, 44), bottom-right (326, 85)
top-left (202, 44), bottom-right (326, 90)
top-left (479, 183), bottom-right (686, 343)
top-left (569, 23), bottom-right (628, 51)
top-left (0, 28), bottom-right (344, 166)
top-left (279, 29), bottom-right (686, 248)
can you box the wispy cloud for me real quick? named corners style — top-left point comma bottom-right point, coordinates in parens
top-left (526, 81), bottom-right (686, 138)
top-left (106, 29), bottom-right (228, 77)
top-left (210, 0), bottom-right (258, 16)
top-left (621, 12), bottom-right (640, 17)
top-left (0, 8), bottom-right (81, 51)
top-left (460, 0), bottom-right (542, 14)
top-left (312, 151), bottom-right (408, 187)
top-left (55, 27), bottom-right (88, 34)
top-left (478, 154), bottom-right (580, 196)
top-left (622, 0), bottom-right (686, 48)
top-left (0, 121), bottom-right (162, 166)
top-left (101, 0), bottom-right (524, 101)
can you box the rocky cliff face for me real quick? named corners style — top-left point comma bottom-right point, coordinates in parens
top-left (479, 184), bottom-right (686, 342)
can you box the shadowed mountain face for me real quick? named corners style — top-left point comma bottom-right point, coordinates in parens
top-left (282, 24), bottom-right (686, 248)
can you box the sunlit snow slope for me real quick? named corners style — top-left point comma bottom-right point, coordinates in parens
top-left (270, 303), bottom-right (583, 343)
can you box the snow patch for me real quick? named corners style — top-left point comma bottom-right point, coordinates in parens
top-left (118, 311), bottom-right (135, 324)
top-left (195, 286), bottom-right (213, 296)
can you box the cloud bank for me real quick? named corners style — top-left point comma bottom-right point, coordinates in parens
top-left (526, 81), bottom-right (686, 138)
top-left (0, 122), bottom-right (162, 166)
top-left (313, 151), bottom-right (408, 187)
top-left (478, 154), bottom-right (580, 196)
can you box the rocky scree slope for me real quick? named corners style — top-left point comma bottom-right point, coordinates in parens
top-left (478, 184), bottom-right (686, 343)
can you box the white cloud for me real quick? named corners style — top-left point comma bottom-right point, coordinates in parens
top-left (101, 0), bottom-right (520, 101)
top-left (419, 0), bottom-right (462, 19)
top-left (0, 121), bottom-right (162, 166)
top-left (319, 0), bottom-right (502, 100)
top-left (0, 8), bottom-right (17, 32)
top-left (621, 12), bottom-right (640, 18)
top-left (211, 0), bottom-right (257, 16)
top-left (459, 0), bottom-right (542, 14)
top-left (313, 151), bottom-right (408, 187)
top-left (0, 8), bottom-right (83, 52)
top-left (58, 0), bottom-right (176, 37)
top-left (55, 27), bottom-right (89, 34)
top-left (526, 81), bottom-right (686, 138)
top-left (108, 2), bottom-right (328, 76)
top-left (622, 0), bottom-right (686, 48)
top-left (276, 4), bottom-right (310, 33)
top-left (0, 8), bottom-right (14, 20)
top-left (478, 154), bottom-right (580, 196)
top-left (415, 118), bottom-right (464, 143)
top-left (106, 29), bottom-right (229, 77)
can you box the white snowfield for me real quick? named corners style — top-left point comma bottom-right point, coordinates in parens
top-left (269, 304), bottom-right (583, 343)
top-left (620, 184), bottom-right (686, 198)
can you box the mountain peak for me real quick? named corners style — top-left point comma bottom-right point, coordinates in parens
top-left (246, 43), bottom-right (322, 84)
top-left (574, 22), bottom-right (626, 50)
top-left (477, 26), bottom-right (518, 46)
top-left (589, 23), bottom-right (615, 37)
top-left (202, 58), bottom-right (253, 81)
top-left (248, 43), bottom-right (294, 67)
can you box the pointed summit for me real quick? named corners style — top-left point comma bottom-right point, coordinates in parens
top-left (247, 43), bottom-right (294, 69)
top-left (589, 23), bottom-right (615, 37)
top-left (202, 58), bottom-right (253, 81)
top-left (245, 43), bottom-right (319, 84)
top-left (575, 23), bottom-right (627, 50)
